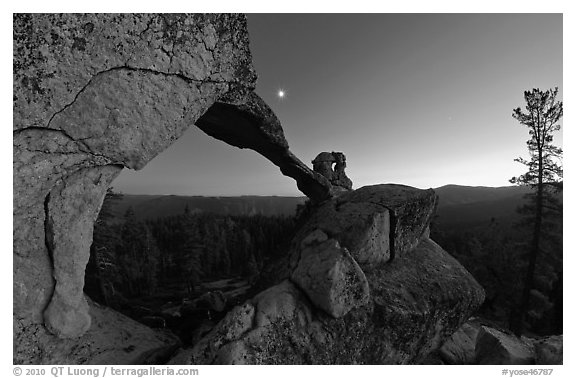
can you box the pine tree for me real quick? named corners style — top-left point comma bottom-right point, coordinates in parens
top-left (510, 87), bottom-right (563, 335)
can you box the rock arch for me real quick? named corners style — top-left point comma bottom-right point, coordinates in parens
top-left (14, 14), bottom-right (485, 364)
top-left (13, 13), bottom-right (331, 341)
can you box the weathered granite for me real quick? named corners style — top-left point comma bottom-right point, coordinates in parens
top-left (13, 13), bottom-right (256, 133)
top-left (170, 237), bottom-right (485, 364)
top-left (344, 184), bottom-right (438, 259)
top-left (475, 326), bottom-right (535, 365)
top-left (312, 151), bottom-right (353, 190)
top-left (43, 165), bottom-right (121, 338)
top-left (438, 319), bottom-right (481, 364)
top-left (291, 237), bottom-right (370, 318)
top-left (435, 320), bottom-right (563, 365)
top-left (288, 184), bottom-right (436, 270)
top-left (13, 13), bottom-right (332, 345)
top-left (13, 13), bottom-right (256, 339)
top-left (15, 13), bottom-right (485, 366)
top-left (14, 299), bottom-right (180, 364)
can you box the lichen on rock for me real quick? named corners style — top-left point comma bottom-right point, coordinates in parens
top-left (291, 238), bottom-right (370, 318)
top-left (172, 232), bottom-right (484, 364)
top-left (13, 13), bottom-right (333, 351)
top-left (14, 14), bottom-right (259, 342)
top-left (14, 13), bottom-right (486, 365)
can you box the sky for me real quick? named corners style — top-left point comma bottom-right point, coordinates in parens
top-left (113, 13), bottom-right (563, 196)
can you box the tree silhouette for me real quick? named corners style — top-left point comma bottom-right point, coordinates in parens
top-left (510, 87), bottom-right (563, 335)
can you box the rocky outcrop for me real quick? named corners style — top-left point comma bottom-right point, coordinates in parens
top-left (14, 13), bottom-right (251, 340)
top-left (14, 13), bottom-right (486, 365)
top-left (288, 184), bottom-right (437, 269)
top-left (312, 151), bottom-right (353, 191)
top-left (474, 327), bottom-right (563, 365)
top-left (170, 185), bottom-right (485, 364)
top-left (13, 12), bottom-right (332, 347)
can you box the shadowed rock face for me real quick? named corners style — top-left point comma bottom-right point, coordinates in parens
top-left (13, 13), bottom-right (331, 358)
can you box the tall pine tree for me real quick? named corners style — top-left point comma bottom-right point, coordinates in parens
top-left (510, 87), bottom-right (563, 335)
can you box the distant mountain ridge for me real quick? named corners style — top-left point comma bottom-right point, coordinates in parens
top-left (110, 194), bottom-right (307, 220)
top-left (109, 185), bottom-right (534, 227)
top-left (434, 184), bottom-right (531, 207)
top-left (433, 184), bottom-right (532, 230)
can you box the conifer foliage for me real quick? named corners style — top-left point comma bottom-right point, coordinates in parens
top-left (86, 192), bottom-right (297, 311)
top-left (509, 87), bottom-right (563, 335)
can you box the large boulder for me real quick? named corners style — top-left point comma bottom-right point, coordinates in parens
top-left (171, 236), bottom-right (484, 364)
top-left (170, 185), bottom-right (484, 364)
top-left (13, 12), bottom-right (332, 350)
top-left (288, 184), bottom-right (437, 269)
top-left (291, 235), bottom-right (370, 318)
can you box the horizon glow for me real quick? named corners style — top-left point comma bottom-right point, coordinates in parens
top-left (112, 14), bottom-right (562, 197)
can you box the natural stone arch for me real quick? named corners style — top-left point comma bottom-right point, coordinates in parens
top-left (14, 14), bottom-right (486, 365)
top-left (13, 13), bottom-right (332, 341)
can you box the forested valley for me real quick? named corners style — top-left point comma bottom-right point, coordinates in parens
top-left (85, 184), bottom-right (562, 346)
top-left (430, 190), bottom-right (563, 337)
top-left (85, 189), bottom-right (300, 345)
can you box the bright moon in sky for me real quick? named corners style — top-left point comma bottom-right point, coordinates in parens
top-left (277, 89), bottom-right (285, 98)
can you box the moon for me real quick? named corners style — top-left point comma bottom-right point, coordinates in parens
top-left (277, 89), bottom-right (286, 99)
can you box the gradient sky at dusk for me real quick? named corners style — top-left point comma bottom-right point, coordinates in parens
top-left (113, 13), bottom-right (563, 196)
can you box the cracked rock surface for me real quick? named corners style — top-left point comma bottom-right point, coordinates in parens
top-left (14, 15), bottom-right (255, 339)
top-left (291, 237), bottom-right (370, 318)
top-left (14, 13), bottom-right (255, 132)
top-left (14, 13), bottom-right (484, 365)
top-left (13, 13), bottom-right (335, 362)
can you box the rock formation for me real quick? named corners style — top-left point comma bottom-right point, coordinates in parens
top-left (438, 319), bottom-right (481, 364)
top-left (13, 13), bottom-right (331, 361)
top-left (14, 13), bottom-right (485, 364)
top-left (433, 319), bottom-right (563, 365)
top-left (170, 185), bottom-right (485, 364)
top-left (312, 151), bottom-right (353, 191)
top-left (14, 298), bottom-right (180, 364)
